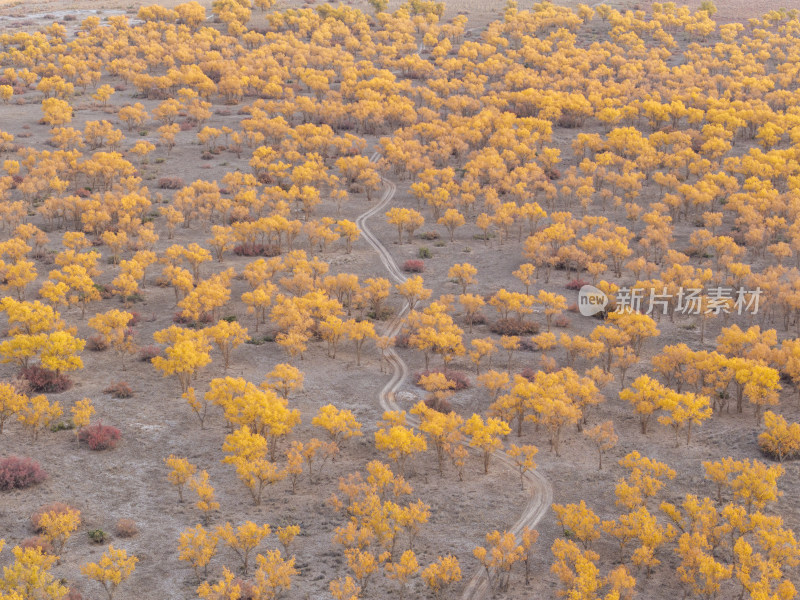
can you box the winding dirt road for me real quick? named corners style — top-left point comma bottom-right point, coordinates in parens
top-left (357, 153), bottom-right (554, 599)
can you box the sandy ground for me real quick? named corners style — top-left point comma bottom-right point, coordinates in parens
top-left (2, 0), bottom-right (800, 26)
top-left (0, 1), bottom-right (798, 600)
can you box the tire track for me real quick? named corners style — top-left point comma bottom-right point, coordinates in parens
top-left (357, 153), bottom-right (553, 599)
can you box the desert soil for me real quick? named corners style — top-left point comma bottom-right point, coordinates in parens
top-left (0, 1), bottom-right (798, 600)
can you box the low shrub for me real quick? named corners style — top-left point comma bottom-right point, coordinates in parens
top-left (417, 247), bottom-right (432, 259)
top-left (95, 284), bottom-right (114, 299)
top-left (520, 368), bottom-right (537, 382)
top-left (20, 536), bottom-right (53, 554)
top-left (49, 420), bottom-right (74, 432)
top-left (127, 311), bottom-right (141, 326)
top-left (157, 177), bottom-right (184, 189)
top-left (20, 366), bottom-right (72, 393)
top-left (557, 114), bottom-right (584, 128)
top-left (489, 318), bottom-right (540, 336)
top-left (394, 332), bottom-right (410, 349)
top-left (87, 529), bottom-right (106, 544)
top-left (65, 588), bottom-right (83, 600)
top-left (138, 345), bottom-right (163, 362)
top-left (565, 279), bottom-right (589, 290)
top-left (402, 259), bottom-right (425, 273)
top-left (545, 167), bottom-right (561, 180)
top-left (115, 518), bottom-right (138, 538)
top-left (79, 423), bottom-right (121, 450)
top-left (0, 456), bottom-right (47, 491)
top-left (469, 312), bottom-right (487, 326)
top-left (554, 315), bottom-right (570, 328)
top-left (245, 334), bottom-right (274, 345)
top-left (233, 243), bottom-right (281, 257)
top-left (419, 231), bottom-right (440, 240)
top-left (366, 307), bottom-right (394, 321)
top-left (86, 334), bottom-right (108, 351)
top-left (414, 369), bottom-right (470, 390)
top-left (425, 395), bottom-right (453, 414)
top-left (103, 382), bottom-right (133, 399)
top-left (172, 312), bottom-right (194, 325)
top-left (567, 303), bottom-right (579, 313)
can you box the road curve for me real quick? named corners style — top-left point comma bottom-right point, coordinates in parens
top-left (357, 153), bottom-right (553, 599)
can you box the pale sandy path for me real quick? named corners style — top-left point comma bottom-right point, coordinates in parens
top-left (358, 152), bottom-right (554, 600)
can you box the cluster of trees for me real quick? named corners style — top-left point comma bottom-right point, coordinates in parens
top-left (328, 459), bottom-right (461, 599)
top-left (0, 536), bottom-right (137, 600)
top-left (548, 451), bottom-right (796, 600)
top-left (2, 0), bottom-right (800, 597)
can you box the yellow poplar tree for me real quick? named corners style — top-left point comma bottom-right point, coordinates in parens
top-left (164, 455), bottom-right (197, 503)
top-left (216, 521), bottom-right (270, 575)
top-left (178, 524), bottom-right (218, 580)
top-left (462, 414), bottom-right (510, 474)
top-left (80, 545), bottom-right (137, 600)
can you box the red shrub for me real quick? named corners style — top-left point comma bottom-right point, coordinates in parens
top-left (554, 315), bottom-right (570, 328)
top-left (115, 518), bottom-right (138, 538)
top-left (489, 318), bottom-right (540, 336)
top-left (103, 382), bottom-right (133, 399)
top-left (424, 395), bottom-right (453, 414)
top-left (414, 369), bottom-right (470, 390)
top-left (402, 259), bottom-right (425, 273)
top-left (158, 177), bottom-right (185, 189)
top-left (127, 311), bottom-right (141, 326)
top-left (565, 279), bottom-right (590, 290)
top-left (545, 167), bottom-right (561, 180)
top-left (79, 423), bottom-right (121, 450)
top-left (96, 284), bottom-right (114, 299)
top-left (65, 588), bottom-right (83, 600)
top-left (172, 312), bottom-right (194, 325)
top-left (470, 312), bottom-right (487, 325)
top-left (20, 536), bottom-right (53, 553)
top-left (0, 456), bottom-right (47, 490)
top-left (233, 243), bottom-right (281, 257)
top-left (138, 345), bottom-right (163, 362)
top-left (86, 334), bottom-right (108, 351)
top-left (20, 366), bottom-right (72, 393)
